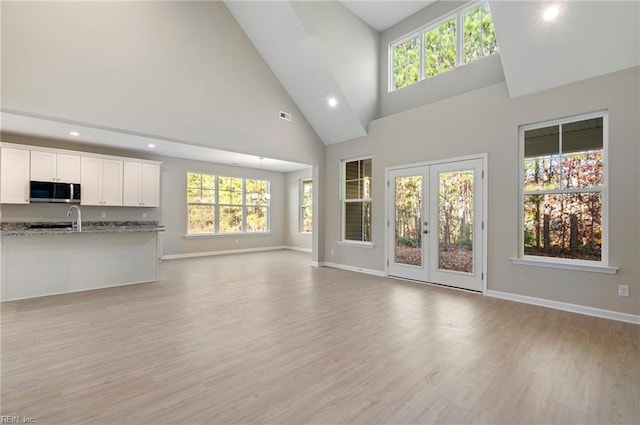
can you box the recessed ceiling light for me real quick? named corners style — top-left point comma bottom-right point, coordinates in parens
top-left (69, 131), bottom-right (80, 136)
top-left (543, 5), bottom-right (559, 21)
top-left (147, 143), bottom-right (156, 148)
top-left (328, 97), bottom-right (338, 107)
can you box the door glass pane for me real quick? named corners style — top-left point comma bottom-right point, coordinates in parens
top-left (438, 170), bottom-right (474, 273)
top-left (395, 176), bottom-right (422, 266)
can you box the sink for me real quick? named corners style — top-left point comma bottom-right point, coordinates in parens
top-left (28, 223), bottom-right (74, 229)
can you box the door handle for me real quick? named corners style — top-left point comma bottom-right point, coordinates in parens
top-left (423, 230), bottom-right (428, 234)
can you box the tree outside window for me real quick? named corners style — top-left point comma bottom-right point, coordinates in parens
top-left (521, 114), bottom-right (606, 262)
top-left (390, 1), bottom-right (498, 91)
top-left (186, 173), bottom-right (270, 235)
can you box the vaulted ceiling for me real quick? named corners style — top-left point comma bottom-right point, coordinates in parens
top-left (1, 1), bottom-right (638, 165)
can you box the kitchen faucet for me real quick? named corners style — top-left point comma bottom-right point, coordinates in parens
top-left (67, 205), bottom-right (82, 232)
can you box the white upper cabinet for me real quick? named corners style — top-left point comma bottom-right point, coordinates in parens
top-left (123, 162), bottom-right (160, 207)
top-left (80, 157), bottom-right (123, 206)
top-left (30, 150), bottom-right (81, 183)
top-left (0, 147), bottom-right (30, 204)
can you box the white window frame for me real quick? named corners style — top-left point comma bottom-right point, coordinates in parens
top-left (341, 155), bottom-right (373, 246)
top-left (300, 178), bottom-right (312, 234)
top-left (388, 1), bottom-right (497, 92)
top-left (512, 111), bottom-right (618, 274)
top-left (186, 172), bottom-right (271, 237)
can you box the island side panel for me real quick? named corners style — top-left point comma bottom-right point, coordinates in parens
top-left (1, 232), bottom-right (158, 301)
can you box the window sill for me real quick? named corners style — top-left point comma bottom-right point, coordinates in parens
top-left (336, 241), bottom-right (375, 249)
top-left (510, 257), bottom-right (618, 275)
top-left (184, 232), bottom-right (272, 239)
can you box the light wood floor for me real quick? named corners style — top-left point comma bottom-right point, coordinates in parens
top-left (1, 250), bottom-right (639, 424)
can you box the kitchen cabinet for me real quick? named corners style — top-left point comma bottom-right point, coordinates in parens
top-left (0, 147), bottom-right (30, 204)
top-left (123, 162), bottom-right (160, 207)
top-left (80, 157), bottom-right (123, 206)
top-left (30, 150), bottom-right (81, 183)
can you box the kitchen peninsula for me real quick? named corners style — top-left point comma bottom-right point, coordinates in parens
top-left (1, 221), bottom-right (164, 301)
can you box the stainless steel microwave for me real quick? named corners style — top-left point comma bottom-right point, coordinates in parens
top-left (29, 181), bottom-right (81, 203)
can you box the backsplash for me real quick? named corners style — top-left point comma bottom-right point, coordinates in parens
top-left (0, 203), bottom-right (162, 223)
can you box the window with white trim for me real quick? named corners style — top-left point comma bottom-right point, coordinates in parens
top-left (390, 1), bottom-right (498, 91)
top-left (300, 179), bottom-right (313, 234)
top-left (342, 157), bottom-right (372, 243)
top-left (187, 172), bottom-right (270, 235)
top-left (520, 112), bottom-right (607, 263)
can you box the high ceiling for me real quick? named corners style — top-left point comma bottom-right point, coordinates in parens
top-left (339, 1), bottom-right (436, 31)
top-left (1, 1), bottom-right (638, 165)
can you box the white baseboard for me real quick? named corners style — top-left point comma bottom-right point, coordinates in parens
top-left (486, 290), bottom-right (640, 325)
top-left (286, 246), bottom-right (312, 253)
top-left (162, 246), bottom-right (288, 260)
top-left (322, 261), bottom-right (386, 277)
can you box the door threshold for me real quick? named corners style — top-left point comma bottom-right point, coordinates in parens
top-left (386, 274), bottom-right (482, 294)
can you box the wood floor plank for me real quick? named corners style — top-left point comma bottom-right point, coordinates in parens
top-left (1, 250), bottom-right (638, 424)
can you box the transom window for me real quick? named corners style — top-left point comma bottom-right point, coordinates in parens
top-left (187, 172), bottom-right (270, 235)
top-left (390, 1), bottom-right (498, 91)
top-left (520, 112), bottom-right (607, 263)
top-left (342, 157), bottom-right (372, 243)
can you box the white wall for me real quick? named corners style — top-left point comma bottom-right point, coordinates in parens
top-left (285, 168), bottom-right (313, 251)
top-left (0, 1), bottom-right (325, 166)
top-left (324, 66), bottom-right (639, 316)
top-left (291, 1), bottom-right (379, 127)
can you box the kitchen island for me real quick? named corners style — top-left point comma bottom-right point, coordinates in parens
top-left (1, 221), bottom-right (164, 301)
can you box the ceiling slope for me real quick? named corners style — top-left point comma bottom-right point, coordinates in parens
top-left (224, 1), bottom-right (375, 145)
top-left (0, 1), bottom-right (324, 165)
top-left (489, 0), bottom-right (640, 98)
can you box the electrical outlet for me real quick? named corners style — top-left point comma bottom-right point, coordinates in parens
top-left (100, 212), bottom-right (106, 219)
top-left (618, 285), bottom-right (629, 297)
top-left (142, 212), bottom-right (147, 219)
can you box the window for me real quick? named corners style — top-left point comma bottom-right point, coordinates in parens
top-left (342, 157), bottom-right (372, 243)
top-left (300, 179), bottom-right (313, 234)
top-left (187, 172), bottom-right (270, 235)
top-left (390, 1), bottom-right (498, 91)
top-left (187, 172), bottom-right (216, 234)
top-left (520, 112), bottom-right (607, 263)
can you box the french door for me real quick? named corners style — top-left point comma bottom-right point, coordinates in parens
top-left (387, 158), bottom-right (484, 292)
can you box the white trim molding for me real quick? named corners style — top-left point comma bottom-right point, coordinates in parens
top-left (286, 246), bottom-right (312, 253)
top-left (486, 290), bottom-right (639, 324)
top-left (322, 261), bottom-right (386, 277)
top-left (511, 257), bottom-right (618, 274)
top-left (162, 246), bottom-right (287, 260)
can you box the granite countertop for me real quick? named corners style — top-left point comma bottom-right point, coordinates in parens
top-left (1, 221), bottom-right (165, 236)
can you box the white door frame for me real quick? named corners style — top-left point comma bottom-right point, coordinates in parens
top-left (384, 153), bottom-right (488, 294)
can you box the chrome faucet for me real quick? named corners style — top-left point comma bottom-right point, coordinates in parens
top-left (67, 205), bottom-right (82, 232)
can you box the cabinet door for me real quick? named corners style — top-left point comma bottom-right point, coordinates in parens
top-left (30, 150), bottom-right (57, 181)
top-left (141, 164), bottom-right (160, 207)
top-left (123, 162), bottom-right (142, 206)
top-left (101, 159), bottom-right (123, 206)
top-left (56, 154), bottom-right (81, 183)
top-left (1, 147), bottom-right (30, 204)
top-left (80, 157), bottom-right (102, 206)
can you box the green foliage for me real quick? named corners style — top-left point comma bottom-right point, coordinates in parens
top-left (425, 18), bottom-right (456, 78)
top-left (391, 1), bottom-right (498, 90)
top-left (187, 173), bottom-right (270, 234)
top-left (463, 3), bottom-right (498, 64)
